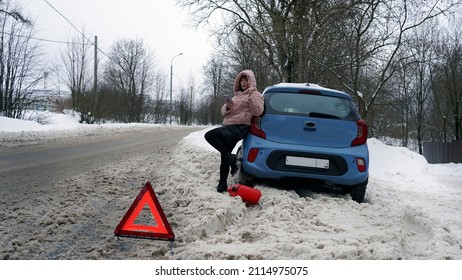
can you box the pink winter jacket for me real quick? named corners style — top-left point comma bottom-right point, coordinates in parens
top-left (221, 70), bottom-right (264, 125)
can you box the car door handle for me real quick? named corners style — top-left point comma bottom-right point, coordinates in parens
top-left (304, 121), bottom-right (317, 131)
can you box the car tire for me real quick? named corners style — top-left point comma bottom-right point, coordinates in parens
top-left (349, 178), bottom-right (368, 203)
top-left (236, 146), bottom-right (255, 187)
top-left (239, 168), bottom-right (255, 187)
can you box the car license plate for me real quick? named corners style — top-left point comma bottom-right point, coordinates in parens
top-left (285, 156), bottom-right (329, 169)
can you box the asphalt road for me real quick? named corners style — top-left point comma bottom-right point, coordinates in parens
top-left (0, 127), bottom-right (201, 193)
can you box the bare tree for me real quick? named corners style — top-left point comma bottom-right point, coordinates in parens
top-left (431, 24), bottom-right (462, 140)
top-left (184, 74), bottom-right (196, 125)
top-left (179, 0), bottom-right (458, 118)
top-left (144, 72), bottom-right (169, 123)
top-left (178, 0), bottom-right (350, 84)
top-left (201, 55), bottom-right (227, 124)
top-left (178, 86), bottom-right (192, 125)
top-left (409, 23), bottom-right (438, 153)
top-left (0, 0), bottom-right (40, 118)
top-left (313, 0), bottom-right (458, 120)
top-left (218, 31), bottom-right (279, 90)
top-left (103, 38), bottom-right (157, 123)
top-left (394, 59), bottom-right (414, 147)
top-left (389, 22), bottom-right (438, 153)
top-left (0, 0), bottom-right (30, 24)
top-left (58, 32), bottom-right (94, 122)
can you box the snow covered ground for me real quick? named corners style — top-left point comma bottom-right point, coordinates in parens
top-left (1, 111), bottom-right (461, 269)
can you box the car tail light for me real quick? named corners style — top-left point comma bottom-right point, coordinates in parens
top-left (247, 148), bottom-right (259, 163)
top-left (356, 158), bottom-right (366, 172)
top-left (351, 119), bottom-right (368, 147)
top-left (250, 116), bottom-right (266, 139)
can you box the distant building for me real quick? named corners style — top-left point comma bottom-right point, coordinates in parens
top-left (29, 89), bottom-right (71, 112)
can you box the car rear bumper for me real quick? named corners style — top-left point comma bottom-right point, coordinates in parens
top-left (241, 137), bottom-right (369, 186)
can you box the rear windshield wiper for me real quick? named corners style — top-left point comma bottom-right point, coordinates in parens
top-left (309, 112), bottom-right (340, 119)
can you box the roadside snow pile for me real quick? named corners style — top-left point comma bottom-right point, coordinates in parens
top-left (0, 111), bottom-right (80, 132)
top-left (166, 131), bottom-right (462, 260)
top-left (368, 138), bottom-right (430, 182)
top-left (0, 115), bottom-right (46, 132)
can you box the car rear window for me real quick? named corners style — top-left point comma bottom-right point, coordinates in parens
top-left (266, 92), bottom-right (358, 121)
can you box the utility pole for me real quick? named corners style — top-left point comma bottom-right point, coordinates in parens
top-left (93, 36), bottom-right (98, 118)
top-left (190, 86), bottom-right (193, 125)
top-left (94, 36), bottom-right (97, 92)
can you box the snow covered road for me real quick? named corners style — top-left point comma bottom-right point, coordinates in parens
top-left (0, 126), bottom-right (200, 190)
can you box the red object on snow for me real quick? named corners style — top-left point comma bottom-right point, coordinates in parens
top-left (228, 184), bottom-right (261, 205)
top-left (114, 182), bottom-right (174, 241)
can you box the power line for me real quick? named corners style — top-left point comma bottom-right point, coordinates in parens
top-left (41, 0), bottom-right (110, 58)
top-left (41, 0), bottom-right (93, 46)
top-left (4, 31), bottom-right (93, 45)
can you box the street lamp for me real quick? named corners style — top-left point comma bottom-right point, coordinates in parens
top-left (170, 52), bottom-right (183, 124)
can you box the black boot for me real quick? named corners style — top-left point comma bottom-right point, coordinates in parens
top-left (216, 181), bottom-right (228, 193)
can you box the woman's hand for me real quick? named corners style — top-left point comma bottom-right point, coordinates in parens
top-left (226, 100), bottom-right (234, 109)
top-left (247, 86), bottom-right (256, 96)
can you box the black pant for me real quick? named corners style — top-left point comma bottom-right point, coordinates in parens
top-left (204, 125), bottom-right (249, 184)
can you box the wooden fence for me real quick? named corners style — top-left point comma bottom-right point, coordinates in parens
top-left (423, 140), bottom-right (462, 164)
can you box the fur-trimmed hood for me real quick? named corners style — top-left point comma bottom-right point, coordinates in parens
top-left (233, 70), bottom-right (257, 93)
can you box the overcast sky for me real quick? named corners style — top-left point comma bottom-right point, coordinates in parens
top-left (21, 0), bottom-right (212, 92)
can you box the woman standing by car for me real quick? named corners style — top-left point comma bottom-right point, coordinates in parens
top-left (205, 69), bottom-right (264, 193)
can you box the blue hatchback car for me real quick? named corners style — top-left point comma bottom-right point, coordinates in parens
top-left (237, 83), bottom-right (369, 202)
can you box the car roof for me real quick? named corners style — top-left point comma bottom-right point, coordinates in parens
top-left (263, 83), bottom-right (353, 101)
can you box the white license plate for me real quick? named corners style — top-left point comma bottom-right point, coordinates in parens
top-left (285, 156), bottom-right (330, 169)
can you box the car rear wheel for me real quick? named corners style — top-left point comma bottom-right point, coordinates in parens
top-left (348, 178), bottom-right (368, 203)
top-left (236, 146), bottom-right (255, 187)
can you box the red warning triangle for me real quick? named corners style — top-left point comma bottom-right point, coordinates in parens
top-left (114, 182), bottom-right (174, 240)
